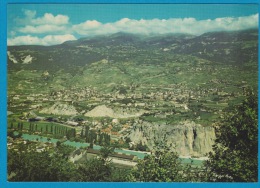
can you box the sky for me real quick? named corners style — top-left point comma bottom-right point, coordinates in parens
top-left (7, 4), bottom-right (259, 46)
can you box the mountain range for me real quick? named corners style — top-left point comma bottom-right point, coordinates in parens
top-left (7, 29), bottom-right (258, 73)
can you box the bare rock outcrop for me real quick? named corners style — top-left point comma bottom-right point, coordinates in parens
top-left (127, 121), bottom-right (215, 157)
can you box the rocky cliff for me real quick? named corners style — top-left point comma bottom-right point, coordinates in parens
top-left (127, 121), bottom-right (215, 157)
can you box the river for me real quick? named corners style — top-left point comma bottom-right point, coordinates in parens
top-left (21, 133), bottom-right (204, 165)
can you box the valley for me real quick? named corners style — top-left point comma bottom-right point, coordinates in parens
top-left (7, 29), bottom-right (258, 159)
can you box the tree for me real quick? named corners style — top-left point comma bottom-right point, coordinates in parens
top-left (108, 167), bottom-right (132, 182)
top-left (88, 130), bottom-right (96, 147)
top-left (80, 127), bottom-right (84, 138)
top-left (56, 141), bottom-right (61, 147)
top-left (76, 145), bottom-right (131, 182)
top-left (98, 133), bottom-right (104, 145)
top-left (10, 122), bottom-right (14, 129)
top-left (8, 146), bottom-right (77, 182)
top-left (103, 133), bottom-right (110, 145)
top-left (73, 128), bottom-right (76, 138)
top-left (85, 126), bottom-right (89, 142)
top-left (76, 158), bottom-right (112, 182)
top-left (136, 141), bottom-right (148, 151)
top-left (127, 150), bottom-right (188, 182)
top-left (207, 90), bottom-right (258, 182)
top-left (66, 129), bottom-right (76, 140)
top-left (20, 122), bottom-right (23, 130)
top-left (99, 145), bottom-right (114, 162)
top-left (7, 130), bottom-right (22, 139)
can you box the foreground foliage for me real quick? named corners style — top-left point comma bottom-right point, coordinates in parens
top-left (8, 145), bottom-right (77, 181)
top-left (8, 143), bottom-right (127, 182)
top-left (126, 150), bottom-right (207, 182)
top-left (207, 90), bottom-right (258, 182)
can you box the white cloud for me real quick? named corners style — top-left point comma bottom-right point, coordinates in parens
top-left (7, 35), bottom-right (41, 45)
top-left (19, 25), bottom-right (67, 34)
top-left (31, 13), bottom-right (69, 25)
top-left (7, 34), bottom-right (76, 46)
top-left (8, 12), bottom-right (258, 45)
top-left (14, 9), bottom-right (37, 26)
top-left (42, 35), bottom-right (76, 45)
top-left (14, 10), bottom-right (70, 35)
top-left (73, 14), bottom-right (258, 36)
top-left (24, 10), bottom-right (36, 19)
top-left (17, 10), bottom-right (69, 26)
top-left (72, 20), bottom-right (102, 35)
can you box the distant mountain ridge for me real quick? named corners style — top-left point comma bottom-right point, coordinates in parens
top-left (8, 29), bottom-right (258, 72)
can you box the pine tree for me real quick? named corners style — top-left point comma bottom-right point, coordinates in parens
top-left (20, 122), bottom-right (23, 130)
top-left (85, 126), bottom-right (89, 142)
top-left (81, 128), bottom-right (84, 138)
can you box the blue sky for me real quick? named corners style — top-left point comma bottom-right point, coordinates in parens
top-left (7, 4), bottom-right (259, 45)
